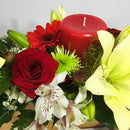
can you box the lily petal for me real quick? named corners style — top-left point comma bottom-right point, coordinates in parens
top-left (108, 33), bottom-right (130, 79)
top-left (97, 30), bottom-right (115, 64)
top-left (104, 96), bottom-right (130, 130)
top-left (85, 65), bottom-right (115, 96)
top-left (115, 88), bottom-right (130, 109)
top-left (112, 73), bottom-right (130, 92)
top-left (0, 57), bottom-right (5, 68)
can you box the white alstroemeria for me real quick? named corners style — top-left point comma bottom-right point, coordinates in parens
top-left (34, 71), bottom-right (68, 124)
top-left (66, 104), bottom-right (88, 128)
top-left (55, 86), bottom-right (88, 130)
top-left (55, 118), bottom-right (80, 130)
top-left (85, 28), bottom-right (130, 130)
top-left (74, 86), bottom-right (87, 105)
top-left (66, 87), bottom-right (88, 128)
top-left (24, 120), bottom-right (46, 130)
top-left (0, 57), bottom-right (5, 68)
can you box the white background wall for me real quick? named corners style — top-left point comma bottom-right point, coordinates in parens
top-left (0, 0), bottom-right (130, 36)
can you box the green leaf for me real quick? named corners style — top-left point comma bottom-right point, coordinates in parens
top-left (82, 38), bottom-right (103, 80)
top-left (0, 95), bottom-right (15, 127)
top-left (81, 100), bottom-right (95, 123)
top-left (0, 67), bottom-right (14, 95)
top-left (16, 103), bottom-right (28, 112)
top-left (0, 39), bottom-right (8, 55)
top-left (94, 96), bottom-right (115, 130)
top-left (11, 109), bottom-right (35, 130)
top-left (53, 116), bottom-right (59, 126)
top-left (0, 37), bottom-right (15, 56)
top-left (43, 121), bottom-right (49, 126)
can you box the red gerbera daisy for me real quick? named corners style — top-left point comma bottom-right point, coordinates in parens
top-left (26, 20), bottom-right (61, 51)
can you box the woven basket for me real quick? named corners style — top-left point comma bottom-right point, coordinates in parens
top-left (0, 102), bottom-right (104, 130)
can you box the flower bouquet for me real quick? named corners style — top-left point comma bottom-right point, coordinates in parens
top-left (0, 6), bottom-right (130, 130)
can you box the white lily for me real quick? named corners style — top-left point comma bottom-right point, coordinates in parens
top-left (0, 57), bottom-right (5, 68)
top-left (85, 28), bottom-right (130, 130)
top-left (34, 71), bottom-right (68, 124)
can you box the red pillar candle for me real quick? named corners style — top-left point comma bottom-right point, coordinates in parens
top-left (60, 14), bottom-right (107, 57)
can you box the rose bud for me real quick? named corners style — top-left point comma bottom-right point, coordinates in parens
top-left (107, 28), bottom-right (121, 38)
top-left (72, 70), bottom-right (86, 85)
top-left (4, 52), bottom-right (15, 64)
top-left (7, 30), bottom-right (29, 48)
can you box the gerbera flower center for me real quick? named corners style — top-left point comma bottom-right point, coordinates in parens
top-left (41, 33), bottom-right (55, 43)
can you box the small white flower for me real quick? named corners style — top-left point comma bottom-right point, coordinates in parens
top-left (18, 91), bottom-right (27, 104)
top-left (34, 71), bottom-right (69, 124)
top-left (3, 101), bottom-right (17, 110)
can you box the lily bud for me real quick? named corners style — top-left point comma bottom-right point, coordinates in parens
top-left (0, 57), bottom-right (5, 68)
top-left (50, 6), bottom-right (66, 24)
top-left (116, 26), bottom-right (130, 44)
top-left (7, 30), bottom-right (29, 48)
top-left (81, 100), bottom-right (95, 123)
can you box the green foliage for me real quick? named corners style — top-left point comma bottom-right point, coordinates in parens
top-left (46, 45), bottom-right (56, 54)
top-left (59, 78), bottom-right (79, 100)
top-left (0, 37), bottom-right (15, 56)
top-left (0, 66), bottom-right (14, 95)
top-left (43, 121), bottom-right (49, 126)
top-left (94, 96), bottom-right (115, 130)
top-left (72, 38), bottom-right (103, 86)
top-left (82, 38), bottom-right (103, 79)
top-left (53, 116), bottom-right (59, 126)
top-left (16, 103), bottom-right (28, 112)
top-left (0, 94), bottom-right (15, 127)
top-left (81, 100), bottom-right (95, 123)
top-left (11, 109), bottom-right (35, 130)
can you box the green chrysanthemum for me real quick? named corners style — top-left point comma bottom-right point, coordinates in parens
top-left (51, 46), bottom-right (82, 76)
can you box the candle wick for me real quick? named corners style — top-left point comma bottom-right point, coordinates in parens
top-left (83, 17), bottom-right (86, 27)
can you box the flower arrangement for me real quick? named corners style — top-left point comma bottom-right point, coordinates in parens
top-left (0, 6), bottom-right (130, 130)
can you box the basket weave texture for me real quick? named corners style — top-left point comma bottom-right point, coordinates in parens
top-left (0, 102), bottom-right (103, 130)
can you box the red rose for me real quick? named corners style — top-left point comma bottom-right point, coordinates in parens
top-left (26, 20), bottom-right (61, 51)
top-left (11, 48), bottom-right (59, 98)
top-left (107, 28), bottom-right (121, 38)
